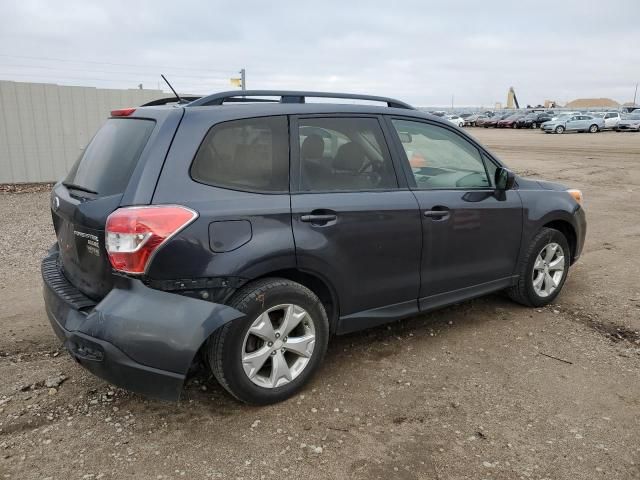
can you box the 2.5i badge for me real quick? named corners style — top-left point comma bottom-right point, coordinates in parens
top-left (74, 230), bottom-right (100, 257)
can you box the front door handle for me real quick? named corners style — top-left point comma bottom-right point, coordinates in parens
top-left (300, 212), bottom-right (337, 225)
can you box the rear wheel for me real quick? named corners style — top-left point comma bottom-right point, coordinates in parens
top-left (507, 228), bottom-right (570, 307)
top-left (589, 124), bottom-right (599, 133)
top-left (207, 278), bottom-right (329, 404)
top-left (555, 125), bottom-right (565, 134)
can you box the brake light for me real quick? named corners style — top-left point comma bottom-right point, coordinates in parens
top-left (105, 205), bottom-right (198, 274)
top-left (111, 107), bottom-right (136, 117)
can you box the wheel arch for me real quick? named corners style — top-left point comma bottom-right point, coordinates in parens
top-left (251, 268), bottom-right (340, 333)
top-left (542, 219), bottom-right (577, 264)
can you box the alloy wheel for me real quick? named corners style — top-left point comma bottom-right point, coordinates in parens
top-left (241, 304), bottom-right (316, 389)
top-left (532, 242), bottom-right (565, 298)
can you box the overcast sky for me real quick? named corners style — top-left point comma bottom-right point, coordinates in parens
top-left (0, 0), bottom-right (638, 107)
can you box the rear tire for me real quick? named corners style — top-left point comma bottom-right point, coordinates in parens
top-left (507, 228), bottom-right (570, 307)
top-left (207, 278), bottom-right (329, 404)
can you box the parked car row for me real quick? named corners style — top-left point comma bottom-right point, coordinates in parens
top-left (436, 109), bottom-right (640, 134)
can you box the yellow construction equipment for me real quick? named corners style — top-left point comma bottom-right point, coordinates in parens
top-left (507, 87), bottom-right (520, 109)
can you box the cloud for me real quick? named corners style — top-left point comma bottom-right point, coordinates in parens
top-left (0, 0), bottom-right (638, 106)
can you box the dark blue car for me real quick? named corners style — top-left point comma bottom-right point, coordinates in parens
top-left (42, 90), bottom-right (586, 404)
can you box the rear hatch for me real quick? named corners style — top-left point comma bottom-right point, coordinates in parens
top-left (52, 115), bottom-right (158, 300)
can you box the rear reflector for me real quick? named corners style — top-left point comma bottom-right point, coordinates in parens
top-left (105, 205), bottom-right (198, 274)
top-left (111, 107), bottom-right (136, 117)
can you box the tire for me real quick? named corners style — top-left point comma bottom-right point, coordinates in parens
top-left (532, 122), bottom-right (537, 129)
top-left (555, 125), bottom-right (565, 134)
top-left (207, 278), bottom-right (329, 404)
top-left (589, 124), bottom-right (599, 133)
top-left (507, 228), bottom-right (571, 307)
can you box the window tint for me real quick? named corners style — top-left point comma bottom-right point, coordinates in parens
top-left (65, 118), bottom-right (155, 196)
top-left (191, 116), bottom-right (289, 192)
top-left (391, 119), bottom-right (491, 189)
top-left (298, 117), bottom-right (397, 192)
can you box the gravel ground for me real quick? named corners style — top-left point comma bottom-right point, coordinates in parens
top-left (0, 129), bottom-right (639, 479)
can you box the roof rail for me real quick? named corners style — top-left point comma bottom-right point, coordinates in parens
top-left (186, 90), bottom-right (414, 110)
top-left (140, 96), bottom-right (202, 107)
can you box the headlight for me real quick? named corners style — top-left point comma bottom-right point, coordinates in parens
top-left (568, 189), bottom-right (583, 206)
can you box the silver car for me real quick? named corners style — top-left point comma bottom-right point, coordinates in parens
top-left (615, 113), bottom-right (640, 132)
top-left (542, 114), bottom-right (605, 134)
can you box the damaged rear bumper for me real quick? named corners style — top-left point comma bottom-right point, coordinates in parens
top-left (42, 250), bottom-right (244, 401)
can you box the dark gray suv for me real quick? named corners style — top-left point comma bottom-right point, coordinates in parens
top-left (42, 91), bottom-right (586, 404)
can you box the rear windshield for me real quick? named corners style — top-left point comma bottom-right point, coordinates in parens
top-left (65, 118), bottom-right (155, 195)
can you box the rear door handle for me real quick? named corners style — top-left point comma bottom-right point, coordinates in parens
top-left (300, 213), bottom-right (337, 225)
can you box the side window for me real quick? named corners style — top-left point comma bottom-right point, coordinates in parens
top-left (191, 116), bottom-right (289, 193)
top-left (483, 154), bottom-right (498, 187)
top-left (298, 117), bottom-right (398, 192)
top-left (391, 119), bottom-right (491, 189)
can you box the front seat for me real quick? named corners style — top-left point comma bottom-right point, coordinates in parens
top-left (300, 134), bottom-right (331, 190)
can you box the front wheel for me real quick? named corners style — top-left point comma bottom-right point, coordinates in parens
top-left (555, 125), bottom-right (565, 134)
top-left (207, 278), bottom-right (329, 404)
top-left (507, 228), bottom-right (570, 307)
top-left (589, 124), bottom-right (599, 133)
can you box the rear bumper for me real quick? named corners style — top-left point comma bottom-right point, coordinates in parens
top-left (42, 249), bottom-right (244, 401)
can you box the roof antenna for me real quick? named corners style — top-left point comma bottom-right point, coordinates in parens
top-left (161, 74), bottom-right (183, 103)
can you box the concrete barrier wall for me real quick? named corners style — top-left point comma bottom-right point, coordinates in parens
top-left (0, 80), bottom-right (167, 183)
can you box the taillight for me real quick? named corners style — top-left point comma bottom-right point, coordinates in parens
top-left (111, 107), bottom-right (136, 117)
top-left (105, 205), bottom-right (198, 274)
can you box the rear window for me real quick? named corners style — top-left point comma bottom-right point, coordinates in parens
top-left (65, 118), bottom-right (155, 195)
top-left (191, 116), bottom-right (289, 193)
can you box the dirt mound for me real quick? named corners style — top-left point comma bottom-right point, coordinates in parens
top-left (565, 98), bottom-right (620, 108)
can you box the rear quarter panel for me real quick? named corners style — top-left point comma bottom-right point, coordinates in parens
top-left (148, 109), bottom-right (296, 281)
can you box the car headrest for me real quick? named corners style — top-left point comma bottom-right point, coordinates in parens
top-left (333, 142), bottom-right (366, 172)
top-left (301, 134), bottom-right (324, 160)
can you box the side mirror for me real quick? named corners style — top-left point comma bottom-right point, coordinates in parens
top-left (495, 167), bottom-right (515, 191)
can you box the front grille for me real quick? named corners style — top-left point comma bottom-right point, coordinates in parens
top-left (41, 254), bottom-right (97, 310)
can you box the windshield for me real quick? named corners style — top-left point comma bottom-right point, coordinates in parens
top-left (65, 118), bottom-right (155, 196)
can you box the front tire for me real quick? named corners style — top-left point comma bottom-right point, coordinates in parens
top-left (589, 124), bottom-right (599, 133)
top-left (207, 278), bottom-right (329, 404)
top-left (555, 125), bottom-right (565, 134)
top-left (507, 228), bottom-right (570, 307)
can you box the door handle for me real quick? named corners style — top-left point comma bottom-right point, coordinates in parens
top-left (424, 207), bottom-right (450, 220)
top-left (300, 213), bottom-right (337, 225)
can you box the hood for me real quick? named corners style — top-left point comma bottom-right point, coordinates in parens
top-left (515, 176), bottom-right (569, 191)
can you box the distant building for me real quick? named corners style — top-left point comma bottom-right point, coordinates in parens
top-left (565, 98), bottom-right (620, 109)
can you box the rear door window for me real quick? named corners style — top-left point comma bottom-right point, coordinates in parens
top-left (65, 118), bottom-right (155, 195)
top-left (297, 117), bottom-right (398, 192)
top-left (191, 116), bottom-right (289, 193)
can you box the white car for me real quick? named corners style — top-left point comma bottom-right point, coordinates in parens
top-left (445, 115), bottom-right (465, 127)
top-left (590, 112), bottom-right (621, 130)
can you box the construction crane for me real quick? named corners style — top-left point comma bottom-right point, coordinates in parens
top-left (507, 86), bottom-right (520, 109)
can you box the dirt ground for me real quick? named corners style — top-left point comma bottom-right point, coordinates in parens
top-left (1, 128), bottom-right (639, 480)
